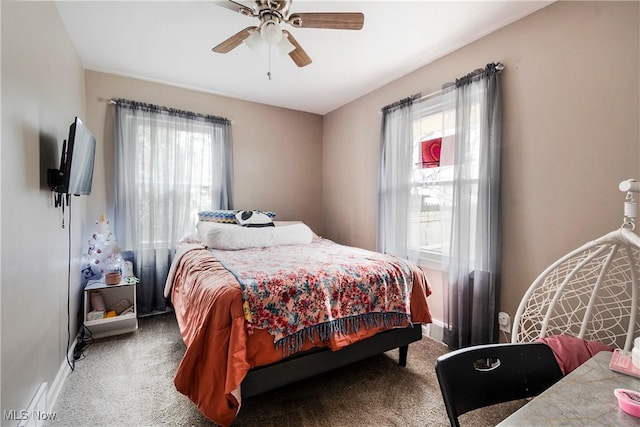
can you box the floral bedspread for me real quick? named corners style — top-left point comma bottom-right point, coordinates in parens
top-left (210, 238), bottom-right (414, 354)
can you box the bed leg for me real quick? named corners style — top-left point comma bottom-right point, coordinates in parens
top-left (399, 345), bottom-right (409, 367)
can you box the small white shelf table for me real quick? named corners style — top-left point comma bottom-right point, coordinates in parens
top-left (83, 279), bottom-right (138, 339)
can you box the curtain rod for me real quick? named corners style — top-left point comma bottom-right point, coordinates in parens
top-left (104, 98), bottom-right (233, 124)
top-left (419, 62), bottom-right (505, 101)
top-left (381, 62), bottom-right (505, 112)
top-left (420, 62), bottom-right (505, 100)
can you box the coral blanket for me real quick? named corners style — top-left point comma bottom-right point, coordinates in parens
top-left (168, 239), bottom-right (432, 427)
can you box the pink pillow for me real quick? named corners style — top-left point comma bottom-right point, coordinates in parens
top-left (537, 335), bottom-right (614, 375)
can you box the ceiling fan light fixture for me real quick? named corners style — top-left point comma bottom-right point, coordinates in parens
top-left (260, 19), bottom-right (282, 45)
top-left (243, 29), bottom-right (263, 52)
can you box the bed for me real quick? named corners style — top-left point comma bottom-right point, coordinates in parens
top-left (164, 216), bottom-right (433, 426)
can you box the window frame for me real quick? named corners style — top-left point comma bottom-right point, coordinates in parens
top-left (408, 95), bottom-right (454, 269)
top-left (125, 115), bottom-right (220, 250)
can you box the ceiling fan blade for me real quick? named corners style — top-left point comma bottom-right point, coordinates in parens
top-left (213, 0), bottom-right (257, 17)
top-left (287, 12), bottom-right (364, 30)
top-left (212, 26), bottom-right (257, 53)
top-left (282, 30), bottom-right (312, 67)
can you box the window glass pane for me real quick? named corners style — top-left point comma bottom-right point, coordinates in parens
top-left (129, 115), bottom-right (215, 248)
top-left (406, 96), bottom-right (460, 262)
top-left (396, 92), bottom-right (483, 264)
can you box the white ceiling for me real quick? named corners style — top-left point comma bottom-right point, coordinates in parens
top-left (55, 1), bottom-right (552, 115)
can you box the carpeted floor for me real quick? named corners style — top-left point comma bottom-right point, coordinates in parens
top-left (47, 313), bottom-right (525, 426)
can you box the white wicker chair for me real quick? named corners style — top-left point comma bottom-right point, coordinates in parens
top-left (512, 227), bottom-right (640, 351)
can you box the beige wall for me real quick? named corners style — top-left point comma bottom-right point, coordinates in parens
top-left (84, 71), bottom-right (324, 236)
top-left (1, 1), bottom-right (88, 414)
top-left (322, 1), bottom-right (640, 325)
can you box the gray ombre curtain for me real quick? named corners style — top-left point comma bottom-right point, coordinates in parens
top-left (442, 63), bottom-right (503, 349)
top-left (378, 95), bottom-right (419, 258)
top-left (114, 99), bottom-right (233, 315)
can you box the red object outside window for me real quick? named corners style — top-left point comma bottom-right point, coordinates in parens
top-left (420, 137), bottom-right (442, 168)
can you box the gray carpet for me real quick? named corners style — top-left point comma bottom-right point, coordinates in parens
top-left (48, 313), bottom-right (525, 426)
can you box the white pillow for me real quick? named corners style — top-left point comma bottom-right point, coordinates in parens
top-left (179, 232), bottom-right (201, 244)
top-left (197, 221), bottom-right (313, 250)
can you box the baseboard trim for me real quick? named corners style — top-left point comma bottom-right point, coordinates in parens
top-left (16, 382), bottom-right (48, 427)
top-left (422, 319), bottom-right (445, 342)
top-left (47, 334), bottom-right (78, 413)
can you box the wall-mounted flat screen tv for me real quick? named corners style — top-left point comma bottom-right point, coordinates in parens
top-left (48, 116), bottom-right (96, 196)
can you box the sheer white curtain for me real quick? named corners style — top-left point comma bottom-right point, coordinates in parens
top-left (378, 96), bottom-right (417, 258)
top-left (379, 64), bottom-right (503, 349)
top-left (442, 64), bottom-right (503, 349)
top-left (114, 99), bottom-right (233, 314)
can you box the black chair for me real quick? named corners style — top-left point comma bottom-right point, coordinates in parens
top-left (434, 342), bottom-right (563, 427)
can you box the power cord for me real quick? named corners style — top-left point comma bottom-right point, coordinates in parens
top-left (64, 198), bottom-right (94, 368)
top-left (73, 326), bottom-right (94, 361)
top-left (65, 197), bottom-right (75, 371)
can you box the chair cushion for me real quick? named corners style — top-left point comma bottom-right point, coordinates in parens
top-left (537, 335), bottom-right (614, 375)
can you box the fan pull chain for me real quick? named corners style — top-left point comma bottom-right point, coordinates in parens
top-left (267, 46), bottom-right (272, 80)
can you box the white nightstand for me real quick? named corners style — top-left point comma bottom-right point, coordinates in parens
top-left (83, 279), bottom-right (138, 339)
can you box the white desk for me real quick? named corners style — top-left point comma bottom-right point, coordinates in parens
top-left (498, 351), bottom-right (640, 426)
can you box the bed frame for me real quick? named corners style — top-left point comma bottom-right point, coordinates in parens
top-left (241, 323), bottom-right (423, 398)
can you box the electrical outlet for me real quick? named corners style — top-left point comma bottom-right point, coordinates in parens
top-left (498, 311), bottom-right (511, 333)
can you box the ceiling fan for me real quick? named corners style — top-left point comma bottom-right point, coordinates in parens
top-left (212, 0), bottom-right (365, 68)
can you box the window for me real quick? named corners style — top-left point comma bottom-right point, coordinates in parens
top-left (380, 82), bottom-right (489, 269)
top-left (406, 96), bottom-right (455, 265)
top-left (407, 93), bottom-right (484, 266)
top-left (114, 99), bottom-right (233, 254)
top-left (133, 119), bottom-right (219, 248)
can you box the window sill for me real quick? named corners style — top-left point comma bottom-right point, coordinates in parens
top-left (410, 249), bottom-right (448, 272)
